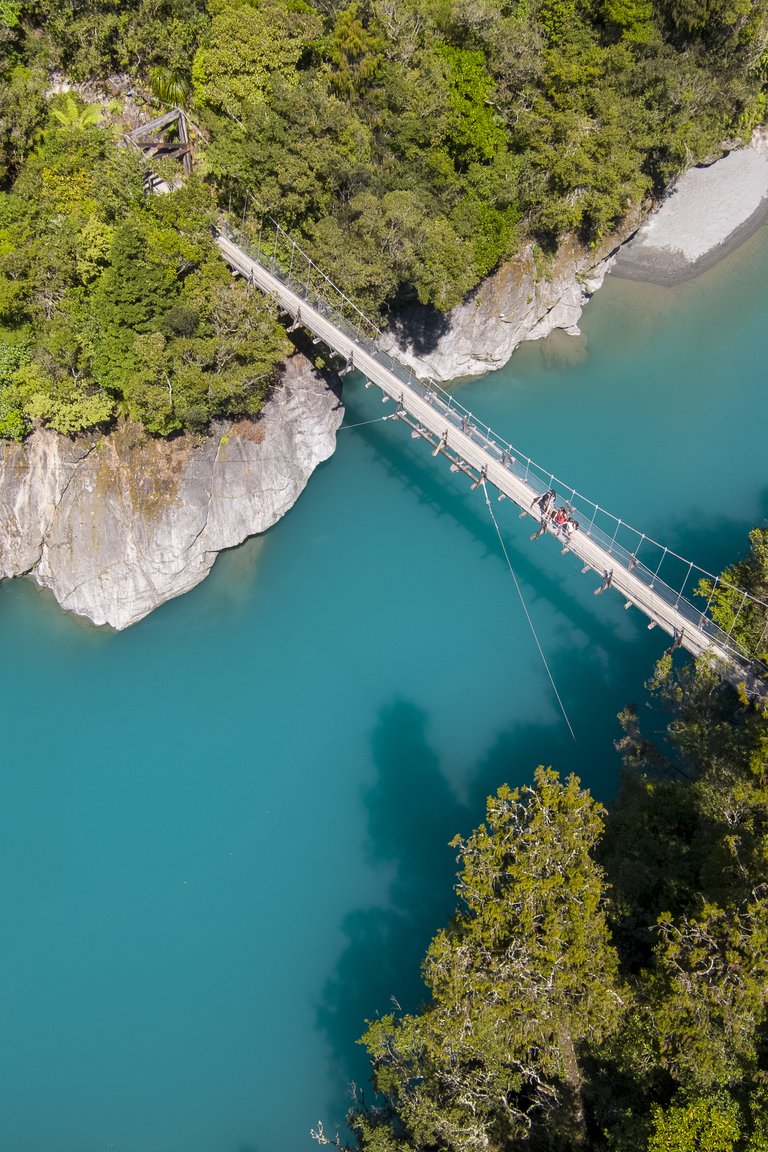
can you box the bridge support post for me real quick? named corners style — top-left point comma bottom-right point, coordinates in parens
top-left (663, 629), bottom-right (684, 657)
top-left (432, 431), bottom-right (448, 457)
top-left (594, 570), bottom-right (613, 596)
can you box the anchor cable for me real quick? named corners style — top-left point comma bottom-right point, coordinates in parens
top-left (481, 481), bottom-right (577, 743)
top-left (338, 415), bottom-right (396, 432)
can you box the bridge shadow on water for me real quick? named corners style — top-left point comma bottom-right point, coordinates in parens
top-left (315, 406), bottom-right (768, 1135)
top-left (347, 408), bottom-right (651, 660)
top-left (347, 406), bottom-right (768, 658)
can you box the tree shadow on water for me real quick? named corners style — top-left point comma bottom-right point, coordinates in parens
top-left (315, 648), bottom-right (635, 1130)
top-left (316, 699), bottom-right (469, 1120)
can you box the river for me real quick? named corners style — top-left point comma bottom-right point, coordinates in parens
top-left (1, 227), bottom-right (767, 1152)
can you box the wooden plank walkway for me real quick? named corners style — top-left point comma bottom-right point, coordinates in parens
top-left (215, 229), bottom-right (765, 694)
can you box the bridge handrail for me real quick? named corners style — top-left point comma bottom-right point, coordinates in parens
top-left (218, 218), bottom-right (768, 672)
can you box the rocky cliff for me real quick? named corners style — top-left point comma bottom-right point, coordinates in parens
top-left (384, 134), bottom-right (767, 381)
top-left (382, 224), bottom-right (640, 382)
top-left (5, 135), bottom-right (763, 630)
top-left (0, 354), bottom-right (343, 629)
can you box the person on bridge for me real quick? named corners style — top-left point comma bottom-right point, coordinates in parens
top-left (532, 488), bottom-right (556, 515)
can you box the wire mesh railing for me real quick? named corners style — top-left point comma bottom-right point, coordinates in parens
top-left (217, 216), bottom-right (768, 675)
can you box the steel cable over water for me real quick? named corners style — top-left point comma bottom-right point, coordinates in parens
top-left (481, 481), bottom-right (577, 742)
top-left (337, 415), bottom-right (397, 431)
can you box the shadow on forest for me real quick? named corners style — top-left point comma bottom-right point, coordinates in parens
top-left (386, 299), bottom-right (453, 357)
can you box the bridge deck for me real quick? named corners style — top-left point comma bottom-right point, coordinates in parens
top-left (216, 230), bottom-right (761, 689)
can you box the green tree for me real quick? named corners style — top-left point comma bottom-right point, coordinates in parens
top-left (647, 1093), bottom-right (741, 1152)
top-left (0, 339), bottom-right (30, 439)
top-left (596, 634), bottom-right (768, 1150)
top-left (653, 897), bottom-right (768, 1088)
top-left (49, 93), bottom-right (103, 131)
top-left (325, 2), bottom-right (383, 97)
top-left (192, 0), bottom-right (320, 122)
top-left (437, 46), bottom-right (506, 167)
top-left (148, 65), bottom-right (191, 107)
top-left (351, 769), bottom-right (623, 1151)
top-left (0, 65), bottom-right (47, 185)
top-left (698, 527), bottom-right (768, 665)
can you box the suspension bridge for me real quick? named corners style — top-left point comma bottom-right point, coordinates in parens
top-left (214, 219), bottom-right (767, 698)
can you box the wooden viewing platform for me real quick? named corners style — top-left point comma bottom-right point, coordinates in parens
top-left (214, 226), bottom-right (767, 697)
top-left (126, 108), bottom-right (193, 175)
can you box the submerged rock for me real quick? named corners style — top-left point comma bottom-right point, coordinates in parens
top-left (0, 355), bottom-right (343, 629)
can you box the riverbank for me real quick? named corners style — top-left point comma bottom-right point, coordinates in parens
top-left (611, 131), bottom-right (768, 284)
top-left (4, 224), bottom-right (768, 1152)
top-left (2, 132), bottom-right (766, 631)
top-left (387, 129), bottom-right (768, 381)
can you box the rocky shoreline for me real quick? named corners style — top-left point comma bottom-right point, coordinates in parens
top-left (2, 133), bottom-right (766, 629)
top-left (612, 131), bottom-right (768, 285)
top-left (388, 130), bottom-right (768, 381)
top-left (381, 224), bottom-right (639, 382)
top-left (0, 355), bottom-right (342, 629)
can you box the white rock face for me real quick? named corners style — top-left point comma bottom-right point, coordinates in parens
top-left (4, 133), bottom-right (764, 629)
top-left (384, 132), bottom-right (768, 381)
top-left (0, 356), bottom-right (342, 628)
top-left (382, 229), bottom-right (636, 382)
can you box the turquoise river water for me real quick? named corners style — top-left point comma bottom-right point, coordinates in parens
top-left (1, 227), bottom-right (767, 1152)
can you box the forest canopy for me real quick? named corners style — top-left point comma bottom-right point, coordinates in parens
top-left (336, 638), bottom-right (768, 1152)
top-left (1, 0), bottom-right (767, 437)
top-left (324, 536), bottom-right (768, 1152)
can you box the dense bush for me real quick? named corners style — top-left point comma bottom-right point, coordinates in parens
top-left (0, 101), bottom-right (288, 437)
top-left (1, 0), bottom-right (767, 433)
